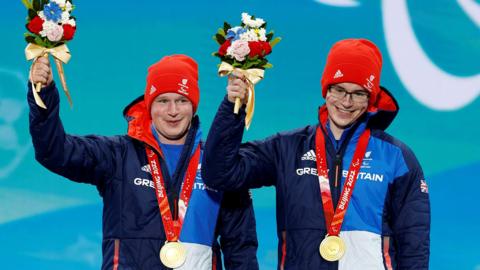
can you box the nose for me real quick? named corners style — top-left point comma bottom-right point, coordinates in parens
top-left (341, 94), bottom-right (354, 107)
top-left (167, 102), bottom-right (179, 115)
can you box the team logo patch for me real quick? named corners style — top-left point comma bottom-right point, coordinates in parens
top-left (362, 151), bottom-right (372, 169)
top-left (363, 74), bottom-right (375, 91)
top-left (141, 164), bottom-right (151, 174)
top-left (178, 78), bottom-right (189, 95)
top-left (334, 69), bottom-right (344, 79)
top-left (301, 149), bottom-right (316, 161)
top-left (420, 179), bottom-right (429, 193)
top-left (149, 85), bottom-right (157, 95)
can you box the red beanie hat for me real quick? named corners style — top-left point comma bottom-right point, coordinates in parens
top-left (144, 54), bottom-right (200, 114)
top-left (321, 39), bottom-right (382, 105)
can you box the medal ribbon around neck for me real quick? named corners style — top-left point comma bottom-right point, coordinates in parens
top-left (315, 127), bottom-right (370, 236)
top-left (145, 145), bottom-right (201, 241)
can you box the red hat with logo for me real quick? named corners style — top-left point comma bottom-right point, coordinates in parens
top-left (144, 54), bottom-right (200, 114)
top-left (321, 39), bottom-right (383, 106)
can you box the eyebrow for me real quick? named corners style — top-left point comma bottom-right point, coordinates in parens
top-left (333, 85), bottom-right (368, 93)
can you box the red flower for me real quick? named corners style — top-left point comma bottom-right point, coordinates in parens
top-left (248, 41), bottom-right (272, 57)
top-left (27, 16), bottom-right (44, 34)
top-left (262, 41), bottom-right (272, 55)
top-left (218, 40), bottom-right (231, 56)
top-left (62, 24), bottom-right (76, 40)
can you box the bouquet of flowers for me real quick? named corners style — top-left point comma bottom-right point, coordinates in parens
top-left (213, 12), bottom-right (280, 129)
top-left (22, 0), bottom-right (77, 109)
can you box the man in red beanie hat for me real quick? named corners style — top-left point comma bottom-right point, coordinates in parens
top-left (28, 54), bottom-right (259, 269)
top-left (202, 39), bottom-right (430, 269)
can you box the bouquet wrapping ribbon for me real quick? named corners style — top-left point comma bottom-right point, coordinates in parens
top-left (25, 43), bottom-right (73, 109)
top-left (218, 61), bottom-right (264, 129)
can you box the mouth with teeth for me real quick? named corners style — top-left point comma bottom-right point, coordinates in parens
top-left (335, 106), bottom-right (357, 117)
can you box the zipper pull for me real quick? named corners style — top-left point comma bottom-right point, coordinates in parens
top-left (173, 196), bottom-right (178, 221)
top-left (334, 154), bottom-right (341, 187)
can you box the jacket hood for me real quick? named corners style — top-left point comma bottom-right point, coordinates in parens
top-left (318, 86), bottom-right (399, 131)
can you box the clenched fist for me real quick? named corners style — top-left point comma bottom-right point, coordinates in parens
top-left (227, 71), bottom-right (248, 104)
top-left (30, 56), bottom-right (53, 87)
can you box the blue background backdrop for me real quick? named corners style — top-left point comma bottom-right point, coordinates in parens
top-left (1, 0), bottom-right (479, 269)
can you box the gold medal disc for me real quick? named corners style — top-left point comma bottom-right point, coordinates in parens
top-left (160, 241), bottom-right (187, 268)
top-left (319, 235), bottom-right (346, 262)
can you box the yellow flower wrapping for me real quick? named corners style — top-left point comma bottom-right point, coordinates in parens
top-left (218, 61), bottom-right (265, 129)
top-left (25, 43), bottom-right (73, 109)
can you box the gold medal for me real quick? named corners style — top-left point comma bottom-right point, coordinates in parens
top-left (160, 241), bottom-right (187, 268)
top-left (319, 235), bottom-right (346, 262)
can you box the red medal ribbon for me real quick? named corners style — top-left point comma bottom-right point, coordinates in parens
top-left (315, 127), bottom-right (370, 236)
top-left (145, 145), bottom-right (201, 241)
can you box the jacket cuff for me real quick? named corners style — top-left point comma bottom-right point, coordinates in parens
top-left (219, 95), bottom-right (247, 124)
top-left (27, 81), bottom-right (60, 109)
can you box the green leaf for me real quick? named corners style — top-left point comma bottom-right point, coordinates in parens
top-left (25, 35), bottom-right (36, 44)
top-left (263, 63), bottom-right (273, 69)
top-left (213, 35), bottom-right (222, 45)
top-left (217, 28), bottom-right (225, 37)
top-left (33, 36), bottom-right (45, 46)
top-left (28, 9), bottom-right (36, 20)
top-left (222, 57), bottom-right (234, 65)
top-left (270, 37), bottom-right (281, 48)
top-left (215, 33), bottom-right (226, 45)
top-left (21, 0), bottom-right (32, 9)
top-left (32, 0), bottom-right (40, 11)
top-left (213, 35), bottom-right (220, 43)
top-left (258, 59), bottom-right (267, 66)
top-left (249, 55), bottom-right (259, 61)
top-left (232, 61), bottom-right (242, 68)
top-left (24, 32), bottom-right (38, 40)
top-left (244, 61), bottom-right (256, 69)
top-left (266, 31), bottom-right (274, 42)
top-left (223, 22), bottom-right (231, 34)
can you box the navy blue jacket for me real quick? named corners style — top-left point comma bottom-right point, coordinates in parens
top-left (28, 82), bottom-right (258, 270)
top-left (202, 88), bottom-right (430, 270)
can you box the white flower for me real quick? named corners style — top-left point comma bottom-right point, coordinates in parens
top-left (241, 13), bottom-right (251, 24)
top-left (251, 17), bottom-right (265, 28)
top-left (38, 11), bottom-right (46, 20)
top-left (40, 21), bottom-right (64, 42)
top-left (65, 1), bottom-right (73, 12)
top-left (39, 20), bottom-right (51, 37)
top-left (241, 12), bottom-right (265, 28)
top-left (51, 0), bottom-right (66, 8)
top-left (60, 11), bottom-right (70, 24)
top-left (258, 28), bottom-right (267, 41)
top-left (67, 18), bottom-right (76, 27)
top-left (239, 29), bottom-right (259, 42)
top-left (226, 40), bottom-right (250, 62)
